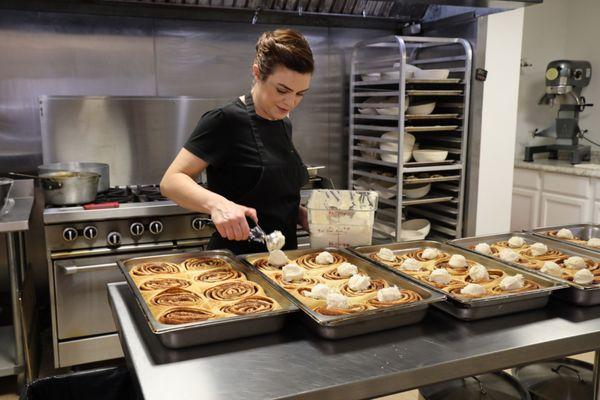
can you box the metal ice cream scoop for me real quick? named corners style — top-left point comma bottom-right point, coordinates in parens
top-left (246, 217), bottom-right (285, 251)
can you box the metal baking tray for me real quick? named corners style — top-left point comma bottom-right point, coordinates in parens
top-left (118, 250), bottom-right (298, 348)
top-left (530, 224), bottom-right (600, 253)
top-left (405, 125), bottom-right (459, 132)
top-left (449, 232), bottom-right (600, 306)
top-left (349, 241), bottom-right (565, 320)
top-left (240, 247), bottom-right (445, 339)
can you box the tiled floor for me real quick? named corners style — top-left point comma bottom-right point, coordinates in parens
top-left (0, 352), bottom-right (595, 399)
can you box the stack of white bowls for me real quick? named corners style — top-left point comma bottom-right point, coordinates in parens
top-left (379, 131), bottom-right (416, 164)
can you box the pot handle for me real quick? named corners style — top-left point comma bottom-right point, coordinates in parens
top-left (551, 364), bottom-right (585, 383)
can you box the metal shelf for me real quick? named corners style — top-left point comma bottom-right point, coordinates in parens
top-left (349, 35), bottom-right (471, 242)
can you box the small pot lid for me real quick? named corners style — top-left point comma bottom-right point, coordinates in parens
top-left (420, 371), bottom-right (530, 400)
top-left (513, 358), bottom-right (593, 400)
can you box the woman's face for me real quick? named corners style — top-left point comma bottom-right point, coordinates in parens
top-left (253, 64), bottom-right (311, 120)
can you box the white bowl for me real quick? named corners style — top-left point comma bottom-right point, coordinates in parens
top-left (381, 131), bottom-right (415, 150)
top-left (412, 149), bottom-right (448, 163)
top-left (406, 101), bottom-right (436, 116)
top-left (380, 150), bottom-right (412, 164)
top-left (361, 72), bottom-right (381, 82)
top-left (357, 97), bottom-right (379, 115)
top-left (383, 63), bottom-right (421, 80)
top-left (413, 69), bottom-right (450, 80)
top-left (403, 183), bottom-right (431, 199)
top-left (375, 97), bottom-right (408, 115)
top-left (400, 219), bottom-right (431, 240)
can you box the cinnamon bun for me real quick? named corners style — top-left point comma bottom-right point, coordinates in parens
top-left (204, 281), bottom-right (259, 301)
top-left (220, 296), bottom-right (275, 315)
top-left (340, 279), bottom-right (387, 297)
top-left (181, 257), bottom-right (230, 271)
top-left (296, 252), bottom-right (346, 269)
top-left (151, 288), bottom-right (202, 307)
top-left (158, 307), bottom-right (214, 325)
top-left (131, 262), bottom-right (180, 276)
top-left (195, 267), bottom-right (244, 283)
top-left (139, 278), bottom-right (192, 291)
top-left (367, 290), bottom-right (422, 308)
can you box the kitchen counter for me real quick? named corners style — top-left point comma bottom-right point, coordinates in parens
top-left (0, 196), bottom-right (34, 232)
top-left (515, 158), bottom-right (600, 178)
top-left (108, 282), bottom-right (600, 400)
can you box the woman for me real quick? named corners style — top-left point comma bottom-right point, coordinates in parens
top-left (161, 29), bottom-right (313, 255)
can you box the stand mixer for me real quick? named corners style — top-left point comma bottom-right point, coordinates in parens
top-left (524, 60), bottom-right (594, 164)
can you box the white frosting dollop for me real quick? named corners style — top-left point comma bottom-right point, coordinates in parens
top-left (337, 262), bottom-right (358, 278)
top-left (268, 250), bottom-right (289, 267)
top-left (348, 274), bottom-right (371, 291)
top-left (587, 238), bottom-right (600, 248)
top-left (306, 283), bottom-right (330, 300)
top-left (468, 264), bottom-right (489, 283)
top-left (326, 293), bottom-right (349, 309)
top-left (315, 251), bottom-right (335, 265)
top-left (499, 249), bottom-right (520, 263)
top-left (541, 261), bottom-right (563, 278)
top-left (564, 256), bottom-right (586, 270)
top-left (422, 247), bottom-right (440, 260)
top-left (282, 263), bottom-right (305, 283)
top-left (448, 254), bottom-right (467, 269)
top-left (429, 268), bottom-right (452, 285)
top-left (574, 268), bottom-right (595, 285)
top-left (400, 258), bottom-right (421, 271)
top-left (557, 228), bottom-right (574, 239)
top-left (500, 274), bottom-right (525, 291)
top-left (266, 230), bottom-right (285, 251)
top-left (475, 243), bottom-right (492, 255)
top-left (460, 283), bottom-right (486, 296)
top-left (377, 247), bottom-right (396, 262)
top-left (376, 286), bottom-right (402, 302)
top-left (508, 236), bottom-right (526, 248)
top-left (530, 242), bottom-right (548, 256)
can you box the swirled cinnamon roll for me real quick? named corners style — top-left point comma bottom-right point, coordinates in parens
top-left (340, 279), bottom-right (387, 297)
top-left (139, 278), bottom-right (191, 291)
top-left (546, 230), bottom-right (581, 241)
top-left (405, 249), bottom-right (449, 262)
top-left (220, 296), bottom-right (276, 315)
top-left (158, 307), bottom-right (214, 325)
top-left (272, 273), bottom-right (319, 288)
top-left (252, 258), bottom-right (282, 272)
top-left (522, 248), bottom-right (567, 262)
top-left (296, 252), bottom-right (346, 269)
top-left (181, 257), bottom-right (230, 271)
top-left (194, 267), bottom-right (244, 283)
top-left (131, 262), bottom-right (180, 276)
top-left (490, 279), bottom-right (540, 294)
top-left (322, 268), bottom-right (358, 281)
top-left (313, 304), bottom-right (367, 316)
top-left (464, 269), bottom-right (505, 284)
top-left (151, 288), bottom-right (202, 306)
top-left (369, 253), bottom-right (403, 268)
top-left (203, 281), bottom-right (259, 301)
top-left (367, 290), bottom-right (422, 308)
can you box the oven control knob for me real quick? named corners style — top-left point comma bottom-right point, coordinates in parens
top-left (130, 222), bottom-right (145, 237)
top-left (83, 226), bottom-right (98, 240)
top-left (62, 227), bottom-right (78, 242)
top-left (107, 231), bottom-right (122, 247)
top-left (149, 221), bottom-right (163, 235)
top-left (191, 217), bottom-right (209, 231)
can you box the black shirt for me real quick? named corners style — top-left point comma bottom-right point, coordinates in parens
top-left (184, 96), bottom-right (294, 201)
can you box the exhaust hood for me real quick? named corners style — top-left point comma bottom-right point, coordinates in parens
top-left (0, 0), bottom-right (541, 28)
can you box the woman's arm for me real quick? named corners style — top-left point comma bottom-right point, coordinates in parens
top-left (160, 148), bottom-right (256, 241)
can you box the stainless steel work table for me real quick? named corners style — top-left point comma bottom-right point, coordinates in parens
top-left (108, 282), bottom-right (600, 400)
top-left (0, 179), bottom-right (34, 384)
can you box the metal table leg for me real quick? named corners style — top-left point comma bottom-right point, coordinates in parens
top-left (6, 233), bottom-right (24, 385)
top-left (594, 350), bottom-right (599, 400)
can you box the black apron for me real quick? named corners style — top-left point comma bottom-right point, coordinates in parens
top-left (207, 93), bottom-right (309, 255)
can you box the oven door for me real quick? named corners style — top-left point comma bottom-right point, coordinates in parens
top-left (53, 244), bottom-right (208, 340)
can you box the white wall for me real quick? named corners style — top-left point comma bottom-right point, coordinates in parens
top-left (515, 0), bottom-right (600, 159)
top-left (474, 8), bottom-right (524, 235)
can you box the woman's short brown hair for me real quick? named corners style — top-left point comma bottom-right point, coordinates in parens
top-left (254, 29), bottom-right (314, 81)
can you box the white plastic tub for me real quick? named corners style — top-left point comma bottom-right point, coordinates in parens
top-left (306, 190), bottom-right (378, 248)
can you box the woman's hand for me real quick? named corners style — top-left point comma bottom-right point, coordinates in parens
top-left (298, 205), bottom-right (309, 232)
top-left (210, 200), bottom-right (258, 241)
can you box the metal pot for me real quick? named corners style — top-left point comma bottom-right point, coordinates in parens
top-left (38, 162), bottom-right (110, 193)
top-left (419, 371), bottom-right (531, 400)
top-left (513, 358), bottom-right (594, 400)
top-left (33, 171), bottom-right (100, 206)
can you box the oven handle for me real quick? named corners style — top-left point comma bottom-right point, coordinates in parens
top-left (59, 262), bottom-right (117, 275)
